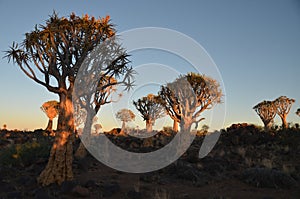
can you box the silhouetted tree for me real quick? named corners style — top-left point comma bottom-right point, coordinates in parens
top-left (253, 100), bottom-right (276, 130)
top-left (159, 85), bottom-right (180, 132)
top-left (133, 94), bottom-right (165, 132)
top-left (41, 100), bottom-right (59, 132)
top-left (159, 73), bottom-right (222, 132)
top-left (296, 108), bottom-right (300, 117)
top-left (74, 73), bottom-right (133, 159)
top-left (5, 12), bottom-right (132, 186)
top-left (274, 96), bottom-right (295, 129)
top-left (116, 109), bottom-right (135, 135)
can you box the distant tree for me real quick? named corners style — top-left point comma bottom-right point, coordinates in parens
top-left (40, 100), bottom-right (59, 132)
top-left (201, 124), bottom-right (209, 134)
top-left (159, 73), bottom-right (222, 133)
top-left (133, 94), bottom-right (166, 132)
top-left (2, 124), bottom-right (7, 130)
top-left (296, 108), bottom-right (300, 117)
top-left (273, 96), bottom-right (295, 129)
top-left (5, 12), bottom-right (133, 186)
top-left (93, 123), bottom-right (102, 134)
top-left (116, 109), bottom-right (135, 135)
top-left (253, 100), bottom-right (276, 130)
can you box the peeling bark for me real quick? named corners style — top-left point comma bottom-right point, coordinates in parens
top-left (38, 94), bottom-right (75, 186)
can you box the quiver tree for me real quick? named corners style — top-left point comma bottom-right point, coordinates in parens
top-left (74, 72), bottom-right (133, 158)
top-left (274, 96), bottom-right (295, 129)
top-left (5, 12), bottom-right (127, 186)
top-left (253, 100), bottom-right (277, 130)
top-left (133, 94), bottom-right (166, 132)
top-left (159, 72), bottom-right (222, 133)
top-left (116, 109), bottom-right (135, 135)
top-left (159, 85), bottom-right (181, 132)
top-left (41, 100), bottom-right (59, 132)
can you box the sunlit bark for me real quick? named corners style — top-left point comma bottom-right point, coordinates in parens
top-left (274, 96), bottom-right (295, 129)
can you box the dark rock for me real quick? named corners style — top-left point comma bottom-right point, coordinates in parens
top-left (126, 189), bottom-right (142, 199)
top-left (101, 182), bottom-right (120, 197)
top-left (72, 185), bottom-right (90, 197)
top-left (140, 173), bottom-right (160, 183)
top-left (7, 191), bottom-right (22, 198)
top-left (240, 168), bottom-right (298, 189)
top-left (85, 180), bottom-right (97, 189)
top-left (61, 180), bottom-right (77, 194)
top-left (34, 188), bottom-right (50, 199)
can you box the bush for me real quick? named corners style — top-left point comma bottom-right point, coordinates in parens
top-left (0, 140), bottom-right (51, 167)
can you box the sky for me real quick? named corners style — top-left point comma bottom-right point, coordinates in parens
top-left (0, 0), bottom-right (299, 131)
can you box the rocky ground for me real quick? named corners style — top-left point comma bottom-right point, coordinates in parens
top-left (0, 124), bottom-right (299, 198)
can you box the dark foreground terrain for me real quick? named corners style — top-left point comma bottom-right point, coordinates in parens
top-left (0, 124), bottom-right (299, 199)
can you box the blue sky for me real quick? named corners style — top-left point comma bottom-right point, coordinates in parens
top-left (0, 0), bottom-right (299, 131)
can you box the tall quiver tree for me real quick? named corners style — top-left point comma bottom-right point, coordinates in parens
top-left (159, 73), bottom-right (222, 133)
top-left (41, 100), bottom-right (59, 132)
top-left (5, 12), bottom-right (119, 186)
top-left (133, 94), bottom-right (165, 132)
top-left (274, 96), bottom-right (295, 129)
top-left (253, 100), bottom-right (277, 130)
top-left (116, 109), bottom-right (135, 135)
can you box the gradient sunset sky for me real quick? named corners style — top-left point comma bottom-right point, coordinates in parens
top-left (0, 0), bottom-right (299, 131)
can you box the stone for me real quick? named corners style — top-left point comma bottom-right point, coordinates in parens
top-left (101, 182), bottom-right (120, 197)
top-left (72, 185), bottom-right (90, 197)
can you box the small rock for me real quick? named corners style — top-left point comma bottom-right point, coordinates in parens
top-left (61, 180), bottom-right (77, 194)
top-left (34, 188), bottom-right (50, 199)
top-left (127, 189), bottom-right (142, 199)
top-left (85, 180), bottom-right (97, 189)
top-left (72, 185), bottom-right (90, 197)
top-left (101, 182), bottom-right (120, 197)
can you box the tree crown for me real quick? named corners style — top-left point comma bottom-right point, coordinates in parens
top-left (116, 109), bottom-right (135, 122)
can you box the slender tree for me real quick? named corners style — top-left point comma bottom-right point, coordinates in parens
top-left (133, 94), bottom-right (165, 132)
top-left (41, 100), bottom-right (59, 132)
top-left (74, 73), bottom-right (133, 158)
top-left (5, 12), bottom-right (132, 186)
top-left (116, 109), bottom-right (135, 135)
top-left (159, 73), bottom-right (222, 133)
top-left (274, 96), bottom-right (295, 129)
top-left (253, 100), bottom-right (277, 130)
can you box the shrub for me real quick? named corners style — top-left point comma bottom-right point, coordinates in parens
top-left (0, 140), bottom-right (51, 167)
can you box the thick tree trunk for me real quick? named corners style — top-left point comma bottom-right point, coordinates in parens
top-left (263, 120), bottom-right (273, 131)
top-left (177, 119), bottom-right (192, 156)
top-left (45, 119), bottom-right (53, 131)
top-left (75, 113), bottom-right (93, 159)
top-left (180, 119), bottom-right (192, 133)
top-left (120, 121), bottom-right (126, 135)
top-left (38, 93), bottom-right (75, 186)
top-left (173, 120), bottom-right (179, 132)
top-left (281, 115), bottom-right (288, 129)
top-left (146, 119), bottom-right (153, 132)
